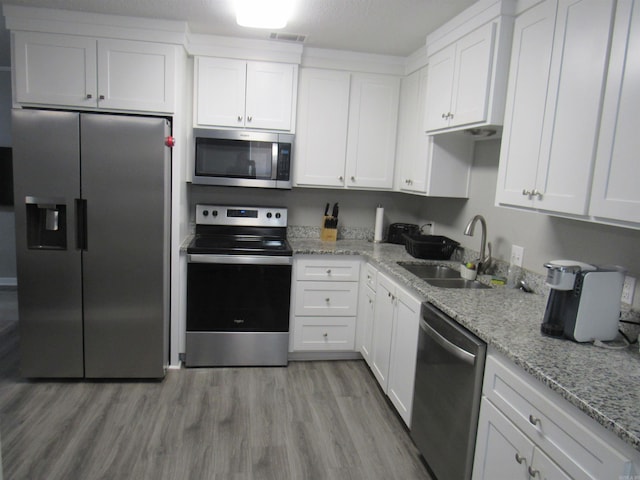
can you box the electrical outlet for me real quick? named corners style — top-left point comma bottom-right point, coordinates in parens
top-left (510, 245), bottom-right (524, 267)
top-left (622, 275), bottom-right (636, 305)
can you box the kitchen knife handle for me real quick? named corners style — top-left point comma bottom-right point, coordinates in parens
top-left (75, 199), bottom-right (88, 251)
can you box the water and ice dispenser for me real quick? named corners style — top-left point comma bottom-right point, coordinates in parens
top-left (25, 196), bottom-right (67, 250)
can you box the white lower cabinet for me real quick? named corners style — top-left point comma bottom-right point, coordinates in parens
top-left (291, 256), bottom-right (360, 352)
top-left (356, 263), bottom-right (377, 363)
top-left (370, 271), bottom-right (421, 426)
top-left (473, 352), bottom-right (638, 480)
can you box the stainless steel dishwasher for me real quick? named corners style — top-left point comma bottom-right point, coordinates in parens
top-left (410, 302), bottom-right (486, 480)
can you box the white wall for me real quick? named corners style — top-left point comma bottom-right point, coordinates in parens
top-left (0, 68), bottom-right (16, 285)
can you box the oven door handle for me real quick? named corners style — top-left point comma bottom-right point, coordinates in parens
top-left (188, 254), bottom-right (293, 266)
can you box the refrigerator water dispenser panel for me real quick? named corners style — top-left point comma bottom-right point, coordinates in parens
top-left (25, 196), bottom-right (67, 250)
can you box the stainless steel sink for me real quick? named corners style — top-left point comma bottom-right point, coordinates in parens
top-left (397, 262), bottom-right (491, 289)
top-left (397, 262), bottom-right (460, 279)
top-left (423, 278), bottom-right (492, 289)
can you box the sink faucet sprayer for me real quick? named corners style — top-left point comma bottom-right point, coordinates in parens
top-left (463, 215), bottom-right (492, 274)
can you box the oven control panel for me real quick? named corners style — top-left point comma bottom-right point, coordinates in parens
top-left (195, 204), bottom-right (288, 227)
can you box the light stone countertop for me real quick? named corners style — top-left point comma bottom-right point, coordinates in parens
top-left (289, 238), bottom-right (640, 453)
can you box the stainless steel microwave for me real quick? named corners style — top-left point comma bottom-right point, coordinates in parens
top-left (193, 129), bottom-right (293, 189)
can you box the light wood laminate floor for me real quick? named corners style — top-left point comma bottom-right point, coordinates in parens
top-left (0, 289), bottom-right (432, 480)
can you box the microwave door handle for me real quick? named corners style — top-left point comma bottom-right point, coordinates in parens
top-left (271, 142), bottom-right (278, 180)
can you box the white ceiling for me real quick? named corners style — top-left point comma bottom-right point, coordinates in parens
top-left (0, 0), bottom-right (477, 65)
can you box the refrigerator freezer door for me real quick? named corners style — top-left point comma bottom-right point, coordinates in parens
top-left (81, 114), bottom-right (169, 378)
top-left (12, 109), bottom-right (84, 377)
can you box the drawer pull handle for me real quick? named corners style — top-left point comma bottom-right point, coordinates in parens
top-left (325, 298), bottom-right (330, 303)
top-left (528, 414), bottom-right (541, 426)
top-left (528, 466), bottom-right (539, 478)
top-left (515, 453), bottom-right (525, 464)
top-left (323, 332), bottom-right (328, 338)
top-left (326, 269), bottom-right (332, 275)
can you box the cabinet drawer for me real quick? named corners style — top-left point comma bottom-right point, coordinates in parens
top-left (294, 281), bottom-right (358, 316)
top-left (364, 263), bottom-right (377, 291)
top-left (292, 316), bottom-right (356, 351)
top-left (483, 353), bottom-right (632, 479)
top-left (296, 258), bottom-right (360, 282)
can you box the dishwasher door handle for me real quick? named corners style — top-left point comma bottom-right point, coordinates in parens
top-left (421, 318), bottom-right (476, 365)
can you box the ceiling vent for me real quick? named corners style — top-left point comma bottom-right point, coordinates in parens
top-left (269, 32), bottom-right (307, 43)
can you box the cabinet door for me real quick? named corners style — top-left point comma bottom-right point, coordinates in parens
top-left (423, 45), bottom-right (455, 131)
top-left (97, 39), bottom-right (175, 113)
top-left (590, 0), bottom-right (640, 224)
top-left (396, 68), bottom-right (430, 193)
top-left (495, 0), bottom-right (557, 208)
top-left (450, 22), bottom-right (496, 128)
top-left (13, 31), bottom-right (97, 108)
top-left (357, 286), bottom-right (375, 364)
top-left (535, 0), bottom-right (616, 214)
top-left (472, 397), bottom-right (532, 480)
top-left (195, 57), bottom-right (246, 127)
top-left (345, 73), bottom-right (400, 189)
top-left (371, 273), bottom-right (395, 390)
top-left (386, 286), bottom-right (421, 426)
top-left (530, 447), bottom-right (573, 480)
top-left (245, 61), bottom-right (295, 131)
top-left (294, 68), bottom-right (350, 187)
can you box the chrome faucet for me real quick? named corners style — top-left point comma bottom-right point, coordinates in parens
top-left (463, 214), bottom-right (492, 274)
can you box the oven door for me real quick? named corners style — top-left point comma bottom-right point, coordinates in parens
top-left (187, 255), bottom-right (292, 333)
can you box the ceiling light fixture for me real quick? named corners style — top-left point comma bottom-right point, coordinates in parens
top-left (235, 0), bottom-right (294, 29)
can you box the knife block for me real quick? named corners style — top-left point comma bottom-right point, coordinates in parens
top-left (320, 216), bottom-right (338, 242)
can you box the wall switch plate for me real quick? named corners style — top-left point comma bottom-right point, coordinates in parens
top-left (510, 245), bottom-right (524, 267)
top-left (621, 275), bottom-right (636, 305)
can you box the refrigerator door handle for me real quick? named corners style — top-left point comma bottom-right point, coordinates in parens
top-left (76, 199), bottom-right (88, 250)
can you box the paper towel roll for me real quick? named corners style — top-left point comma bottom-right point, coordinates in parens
top-left (374, 205), bottom-right (384, 243)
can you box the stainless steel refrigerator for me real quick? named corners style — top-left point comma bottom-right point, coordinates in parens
top-left (12, 109), bottom-right (171, 378)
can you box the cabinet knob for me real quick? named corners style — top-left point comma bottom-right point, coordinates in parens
top-left (99, 94), bottom-right (105, 100)
top-left (441, 113), bottom-right (448, 119)
top-left (323, 332), bottom-right (328, 338)
top-left (528, 414), bottom-right (541, 426)
top-left (522, 189), bottom-right (532, 197)
top-left (532, 189), bottom-right (543, 199)
top-left (448, 112), bottom-right (454, 119)
top-left (237, 116), bottom-right (243, 122)
top-left (338, 176), bottom-right (344, 182)
top-left (351, 176), bottom-right (356, 182)
top-left (527, 466), bottom-right (539, 478)
top-left (326, 269), bottom-right (332, 275)
top-left (515, 453), bottom-right (525, 464)
top-left (86, 94), bottom-right (93, 99)
top-left (247, 116), bottom-right (253, 122)
top-left (325, 297), bottom-right (330, 303)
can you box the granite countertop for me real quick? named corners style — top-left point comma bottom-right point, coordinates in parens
top-left (290, 238), bottom-right (640, 454)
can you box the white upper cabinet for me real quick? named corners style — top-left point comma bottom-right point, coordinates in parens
top-left (294, 68), bottom-right (400, 190)
top-left (14, 31), bottom-right (176, 113)
top-left (424, 22), bottom-right (496, 132)
top-left (395, 66), bottom-right (473, 197)
top-left (345, 73), bottom-right (400, 189)
top-left (589, 0), bottom-right (640, 225)
top-left (294, 68), bottom-right (350, 187)
top-left (495, 0), bottom-right (616, 215)
top-left (194, 56), bottom-right (296, 131)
